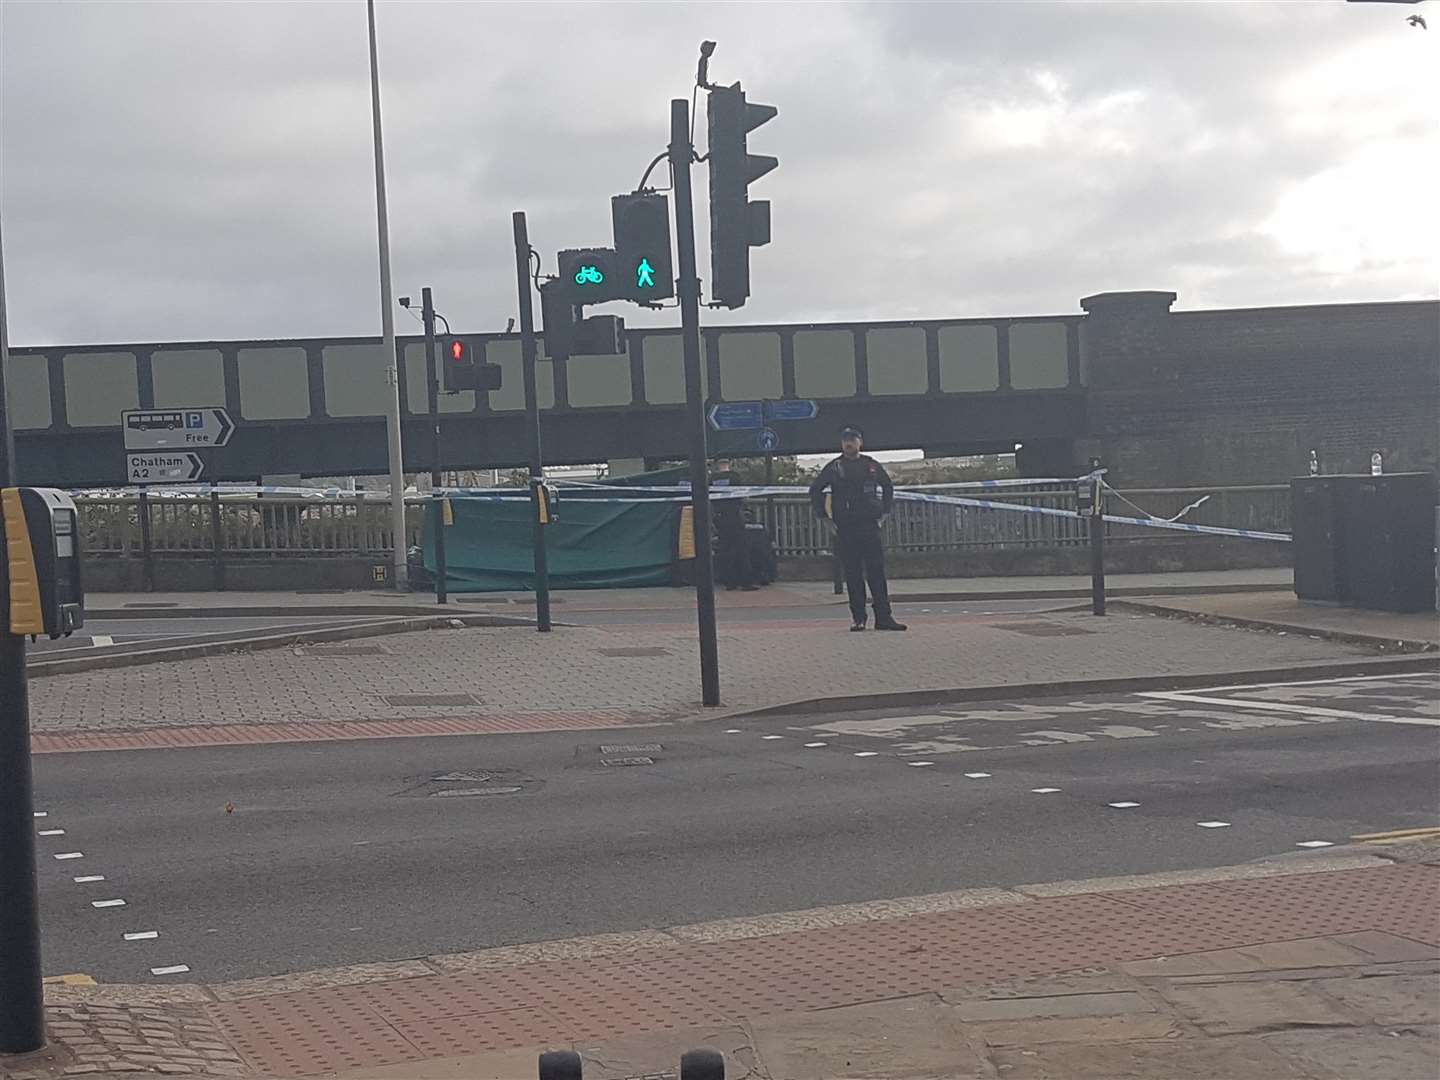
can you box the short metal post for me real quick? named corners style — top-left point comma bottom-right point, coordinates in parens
top-left (138, 489), bottom-right (155, 593)
top-left (209, 490), bottom-right (225, 591)
top-left (1089, 469), bottom-right (1105, 616)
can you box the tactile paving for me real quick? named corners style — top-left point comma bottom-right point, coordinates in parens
top-left (210, 864), bottom-right (1440, 1076)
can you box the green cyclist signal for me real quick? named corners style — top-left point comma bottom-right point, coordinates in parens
top-left (636, 258), bottom-right (656, 289)
top-left (575, 265), bottom-right (604, 286)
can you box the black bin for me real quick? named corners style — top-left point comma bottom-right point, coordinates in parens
top-left (1291, 473), bottom-right (1438, 612)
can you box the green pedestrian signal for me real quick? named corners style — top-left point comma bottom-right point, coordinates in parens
top-left (611, 192), bottom-right (674, 302)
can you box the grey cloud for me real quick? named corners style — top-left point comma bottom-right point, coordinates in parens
top-left (1, 0), bottom-right (1432, 347)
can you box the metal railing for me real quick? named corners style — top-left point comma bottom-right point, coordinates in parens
top-left (77, 494), bottom-right (426, 559)
top-left (72, 485), bottom-right (1291, 562)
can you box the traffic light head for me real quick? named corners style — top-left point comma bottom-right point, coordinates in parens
top-left (441, 337), bottom-right (501, 392)
top-left (555, 247), bottom-right (624, 304)
top-left (611, 193), bottom-right (674, 302)
top-left (707, 80), bottom-right (777, 309)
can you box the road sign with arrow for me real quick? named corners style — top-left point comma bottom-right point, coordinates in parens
top-left (127, 452), bottom-right (204, 483)
top-left (123, 407), bottom-right (235, 451)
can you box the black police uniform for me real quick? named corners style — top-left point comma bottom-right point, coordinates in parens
top-left (808, 453), bottom-right (899, 627)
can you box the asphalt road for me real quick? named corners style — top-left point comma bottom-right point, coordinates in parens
top-left (31, 673), bottom-right (1439, 984)
top-left (26, 616), bottom-right (393, 659)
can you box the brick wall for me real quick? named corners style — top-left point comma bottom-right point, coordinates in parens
top-left (1081, 294), bottom-right (1439, 485)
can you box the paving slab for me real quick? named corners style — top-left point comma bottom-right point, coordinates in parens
top-left (1157, 979), bottom-right (1364, 1034)
top-left (749, 996), bottom-right (984, 1080)
top-left (1260, 1029), bottom-right (1440, 1080)
top-left (988, 1035), bottom-right (1314, 1079)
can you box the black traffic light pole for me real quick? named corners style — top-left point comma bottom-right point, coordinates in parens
top-left (0, 217), bottom-right (45, 1054)
top-left (420, 287), bottom-right (447, 605)
top-left (513, 211), bottom-right (552, 632)
top-left (670, 97), bottom-right (721, 707)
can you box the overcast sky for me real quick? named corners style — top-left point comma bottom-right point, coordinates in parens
top-left (2, 0), bottom-right (1435, 347)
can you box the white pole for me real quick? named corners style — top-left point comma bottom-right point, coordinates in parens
top-left (366, 0), bottom-right (408, 590)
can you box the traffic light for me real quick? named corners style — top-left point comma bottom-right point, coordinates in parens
top-left (442, 337), bottom-right (501, 392)
top-left (611, 193), bottom-right (674, 302)
top-left (540, 280), bottom-right (578, 359)
top-left (707, 81), bottom-right (777, 309)
top-left (555, 247), bottom-right (624, 304)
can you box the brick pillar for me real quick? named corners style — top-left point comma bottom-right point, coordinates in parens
top-left (1077, 290), bottom-right (1183, 485)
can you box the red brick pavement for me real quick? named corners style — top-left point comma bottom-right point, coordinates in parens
top-left (30, 709), bottom-right (666, 754)
top-left (210, 864), bottom-right (1440, 1076)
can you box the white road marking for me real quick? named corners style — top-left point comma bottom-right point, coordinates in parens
top-left (91, 899), bottom-right (127, 908)
top-left (803, 742), bottom-right (827, 748)
top-left (124, 931), bottom-right (159, 941)
top-left (33, 811), bottom-right (46, 818)
top-left (1031, 787), bottom-right (1062, 794)
top-left (91, 635), bottom-right (115, 648)
top-left (964, 772), bottom-right (992, 778)
top-left (724, 729), bottom-right (741, 734)
top-left (1196, 821), bottom-right (1231, 829)
top-left (37, 829), bottom-right (65, 836)
top-left (1108, 802), bottom-right (1141, 808)
top-left (853, 751), bottom-right (879, 758)
top-left (907, 761), bottom-right (935, 767)
top-left (1161, 672), bottom-right (1436, 694)
top-left (73, 875), bottom-right (105, 884)
top-left (1296, 840), bottom-right (1334, 848)
top-left (54, 852), bottom-right (83, 861)
top-left (761, 735), bottom-right (784, 740)
top-left (1140, 691), bottom-right (1437, 727)
top-left (151, 965), bottom-right (190, 976)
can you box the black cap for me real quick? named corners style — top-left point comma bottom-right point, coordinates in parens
top-left (839, 425), bottom-right (863, 439)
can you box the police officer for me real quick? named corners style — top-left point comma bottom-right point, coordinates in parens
top-left (808, 425), bottom-right (907, 632)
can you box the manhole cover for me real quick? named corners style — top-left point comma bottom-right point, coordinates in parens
top-left (598, 647), bottom-right (671, 658)
top-left (997, 622), bottom-right (1094, 637)
top-left (600, 756), bottom-right (655, 767)
top-left (300, 645), bottom-right (388, 657)
top-left (380, 693), bottom-right (481, 707)
top-left (600, 743), bottom-right (663, 754)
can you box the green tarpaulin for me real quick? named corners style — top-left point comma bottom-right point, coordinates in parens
top-left (422, 495), bottom-right (680, 592)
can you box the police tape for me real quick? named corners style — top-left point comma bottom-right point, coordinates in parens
top-left (891, 489), bottom-right (1292, 542)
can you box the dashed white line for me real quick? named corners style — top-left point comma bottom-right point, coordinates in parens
top-left (33, 811), bottom-right (47, 818)
top-left (54, 852), bottom-right (84, 861)
top-left (37, 829), bottom-right (65, 836)
top-left (964, 772), bottom-right (991, 779)
top-left (124, 931), bottom-right (159, 941)
top-left (1108, 802), bottom-right (1141, 808)
top-left (1296, 840), bottom-right (1334, 848)
top-left (1031, 787), bottom-right (1062, 794)
top-left (91, 899), bottom-right (127, 909)
top-left (1196, 821), bottom-right (1231, 829)
top-left (73, 875), bottom-right (105, 884)
top-left (151, 965), bottom-right (190, 976)
top-left (724, 729), bottom-right (741, 734)
top-left (907, 761), bottom-right (935, 768)
top-left (91, 634), bottom-right (115, 648)
top-left (761, 735), bottom-right (785, 741)
top-left (853, 751), bottom-right (879, 758)
top-left (803, 742), bottom-right (828, 748)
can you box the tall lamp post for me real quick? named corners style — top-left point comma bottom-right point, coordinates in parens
top-left (365, 0), bottom-right (409, 590)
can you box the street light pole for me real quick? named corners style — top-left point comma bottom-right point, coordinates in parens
top-left (512, 211), bottom-right (551, 632)
top-left (365, 0), bottom-right (409, 591)
top-left (420, 287), bottom-right (447, 605)
top-left (0, 210), bottom-right (46, 1055)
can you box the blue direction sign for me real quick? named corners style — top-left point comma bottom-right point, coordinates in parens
top-left (757, 427), bottom-right (780, 452)
top-left (763, 399), bottom-right (819, 423)
top-left (707, 401), bottom-right (764, 431)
